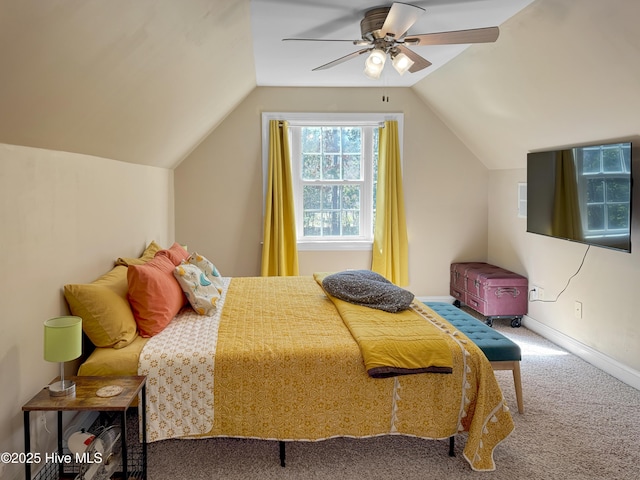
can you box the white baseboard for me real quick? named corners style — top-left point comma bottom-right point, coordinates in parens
top-left (415, 295), bottom-right (454, 303)
top-left (523, 315), bottom-right (640, 391)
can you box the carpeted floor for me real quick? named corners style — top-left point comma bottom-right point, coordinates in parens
top-left (144, 318), bottom-right (640, 480)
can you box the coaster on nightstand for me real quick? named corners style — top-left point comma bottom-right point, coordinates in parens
top-left (96, 385), bottom-right (124, 398)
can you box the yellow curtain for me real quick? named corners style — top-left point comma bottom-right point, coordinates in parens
top-left (261, 120), bottom-right (299, 276)
top-left (372, 120), bottom-right (409, 286)
top-left (552, 149), bottom-right (583, 240)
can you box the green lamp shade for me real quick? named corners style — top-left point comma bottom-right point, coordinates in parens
top-left (44, 316), bottom-right (82, 363)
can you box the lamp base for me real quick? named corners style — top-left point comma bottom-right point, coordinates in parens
top-left (48, 379), bottom-right (76, 397)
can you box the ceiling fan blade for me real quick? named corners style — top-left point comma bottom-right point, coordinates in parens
top-left (380, 2), bottom-right (426, 39)
top-left (395, 44), bottom-right (432, 73)
top-left (405, 26), bottom-right (499, 46)
top-left (312, 48), bottom-right (371, 71)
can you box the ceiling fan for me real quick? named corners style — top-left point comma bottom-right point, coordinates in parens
top-left (283, 2), bottom-right (499, 78)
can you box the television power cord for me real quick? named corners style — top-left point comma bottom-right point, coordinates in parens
top-left (528, 245), bottom-right (590, 303)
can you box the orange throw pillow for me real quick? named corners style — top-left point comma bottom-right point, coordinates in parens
top-left (127, 254), bottom-right (185, 337)
top-left (155, 242), bottom-right (189, 266)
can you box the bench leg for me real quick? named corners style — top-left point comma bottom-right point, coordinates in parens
top-left (512, 361), bottom-right (524, 414)
top-left (490, 361), bottom-right (524, 414)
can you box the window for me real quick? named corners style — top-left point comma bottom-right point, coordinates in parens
top-left (576, 143), bottom-right (631, 238)
top-left (262, 113), bottom-right (403, 251)
top-left (291, 124), bottom-right (379, 248)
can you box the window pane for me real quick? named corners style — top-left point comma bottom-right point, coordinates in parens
top-left (303, 185), bottom-right (321, 210)
top-left (322, 127), bottom-right (341, 153)
top-left (303, 212), bottom-right (321, 236)
top-left (607, 204), bottom-right (629, 229)
top-left (586, 179), bottom-right (604, 203)
top-left (341, 127), bottom-right (361, 154)
top-left (587, 205), bottom-right (604, 230)
top-left (322, 154), bottom-right (341, 179)
top-left (582, 149), bottom-right (600, 173)
top-left (342, 154), bottom-right (361, 180)
top-left (342, 211), bottom-right (360, 236)
top-left (606, 179), bottom-right (630, 202)
top-left (323, 211), bottom-right (341, 236)
top-left (321, 185), bottom-right (339, 210)
top-left (602, 148), bottom-right (622, 172)
top-left (302, 127), bottom-right (321, 152)
top-left (301, 185), bottom-right (363, 237)
top-left (302, 154), bottom-right (321, 180)
top-left (342, 185), bottom-right (360, 209)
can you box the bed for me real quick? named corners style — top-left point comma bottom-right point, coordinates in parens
top-left (67, 244), bottom-right (514, 472)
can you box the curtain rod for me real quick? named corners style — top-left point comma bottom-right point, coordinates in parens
top-left (278, 121), bottom-right (386, 128)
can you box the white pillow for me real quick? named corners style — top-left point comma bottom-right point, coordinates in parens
top-left (187, 253), bottom-right (224, 289)
top-left (173, 263), bottom-right (221, 316)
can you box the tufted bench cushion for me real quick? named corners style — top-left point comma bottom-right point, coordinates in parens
top-left (424, 301), bottom-right (524, 413)
top-left (425, 302), bottom-right (521, 362)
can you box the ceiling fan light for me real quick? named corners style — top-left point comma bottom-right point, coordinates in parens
top-left (392, 52), bottom-right (414, 75)
top-left (364, 63), bottom-right (383, 79)
top-left (364, 49), bottom-right (386, 79)
top-left (368, 49), bottom-right (386, 66)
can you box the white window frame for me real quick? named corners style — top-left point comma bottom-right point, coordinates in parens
top-left (575, 143), bottom-right (632, 239)
top-left (261, 112), bottom-right (404, 251)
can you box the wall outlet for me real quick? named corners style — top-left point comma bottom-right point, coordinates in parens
top-left (574, 301), bottom-right (583, 319)
top-left (531, 285), bottom-right (544, 301)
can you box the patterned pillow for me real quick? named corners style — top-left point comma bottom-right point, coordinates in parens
top-left (174, 263), bottom-right (221, 316)
top-left (187, 253), bottom-right (224, 289)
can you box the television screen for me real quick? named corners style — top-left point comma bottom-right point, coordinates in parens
top-left (527, 141), bottom-right (632, 253)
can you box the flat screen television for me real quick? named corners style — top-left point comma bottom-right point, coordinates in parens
top-left (527, 141), bottom-right (632, 253)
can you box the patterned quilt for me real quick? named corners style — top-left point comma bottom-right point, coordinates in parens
top-left (138, 278), bottom-right (231, 442)
top-left (138, 276), bottom-right (514, 471)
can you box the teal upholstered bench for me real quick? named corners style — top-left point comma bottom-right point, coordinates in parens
top-left (424, 301), bottom-right (524, 413)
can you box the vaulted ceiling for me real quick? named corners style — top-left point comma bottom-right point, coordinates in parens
top-left (0, 0), bottom-right (533, 169)
top-left (0, 0), bottom-right (256, 169)
top-left (251, 0), bottom-right (533, 87)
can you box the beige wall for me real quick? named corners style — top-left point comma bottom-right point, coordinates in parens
top-left (0, 144), bottom-right (173, 479)
top-left (488, 168), bottom-right (640, 374)
top-left (412, 0), bottom-right (640, 171)
top-left (175, 86), bottom-right (489, 296)
top-left (412, 0), bottom-right (640, 374)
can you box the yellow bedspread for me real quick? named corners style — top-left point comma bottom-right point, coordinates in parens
top-left (203, 276), bottom-right (513, 471)
top-left (79, 275), bottom-right (514, 471)
top-left (313, 272), bottom-right (453, 377)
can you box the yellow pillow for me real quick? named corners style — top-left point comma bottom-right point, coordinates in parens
top-left (64, 266), bottom-right (138, 349)
top-left (114, 240), bottom-right (162, 267)
top-left (77, 336), bottom-right (149, 376)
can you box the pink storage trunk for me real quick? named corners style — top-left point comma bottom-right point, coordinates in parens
top-left (450, 262), bottom-right (528, 327)
top-left (450, 262), bottom-right (487, 305)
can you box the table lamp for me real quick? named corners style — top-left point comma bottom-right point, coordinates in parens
top-left (44, 316), bottom-right (82, 397)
